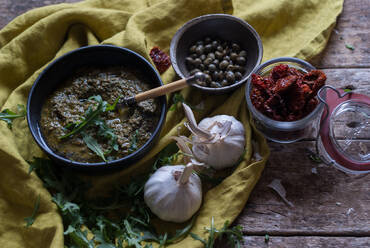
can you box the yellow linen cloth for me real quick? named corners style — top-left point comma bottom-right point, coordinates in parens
top-left (0, 0), bottom-right (343, 247)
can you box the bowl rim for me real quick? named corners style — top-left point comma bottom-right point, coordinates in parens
top-left (245, 56), bottom-right (325, 131)
top-left (170, 13), bottom-right (263, 94)
top-left (27, 44), bottom-right (167, 169)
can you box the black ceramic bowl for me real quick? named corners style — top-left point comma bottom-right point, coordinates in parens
top-left (170, 14), bottom-right (263, 94)
top-left (27, 45), bottom-right (167, 170)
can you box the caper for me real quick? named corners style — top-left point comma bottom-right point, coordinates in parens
top-left (198, 64), bottom-right (205, 70)
top-left (203, 58), bottom-right (213, 66)
top-left (216, 46), bottom-right (223, 52)
top-left (215, 51), bottom-right (223, 60)
top-left (185, 57), bottom-right (194, 65)
top-left (196, 41), bottom-right (204, 46)
top-left (212, 40), bottom-right (219, 49)
top-left (219, 60), bottom-right (229, 70)
top-left (200, 54), bottom-right (206, 61)
top-left (196, 45), bottom-right (204, 55)
top-left (211, 71), bottom-right (220, 81)
top-left (213, 59), bottom-right (219, 66)
top-left (218, 71), bottom-right (224, 80)
top-left (208, 64), bottom-right (217, 72)
top-left (210, 81), bottom-right (222, 88)
top-left (221, 79), bottom-right (229, 87)
top-left (190, 69), bottom-right (201, 75)
top-left (226, 64), bottom-right (237, 71)
top-left (204, 37), bottom-right (212, 44)
top-left (193, 58), bottom-right (202, 67)
top-left (236, 56), bottom-right (246, 65)
top-left (230, 52), bottom-right (238, 61)
top-left (239, 50), bottom-right (247, 57)
top-left (226, 71), bottom-right (235, 82)
top-left (203, 70), bottom-right (210, 75)
top-left (223, 55), bottom-right (230, 61)
top-left (236, 65), bottom-right (245, 73)
top-left (235, 72), bottom-right (243, 80)
top-left (204, 44), bottom-right (213, 53)
top-left (197, 79), bottom-right (207, 87)
top-left (232, 43), bottom-right (240, 52)
top-left (204, 74), bottom-right (212, 83)
top-left (189, 45), bottom-right (197, 53)
top-left (207, 53), bottom-right (215, 60)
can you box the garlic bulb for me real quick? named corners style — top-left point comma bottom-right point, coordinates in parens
top-left (144, 163), bottom-right (202, 223)
top-left (183, 103), bottom-right (245, 170)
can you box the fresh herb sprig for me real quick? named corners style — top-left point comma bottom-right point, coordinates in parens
top-left (190, 217), bottom-right (244, 248)
top-left (24, 195), bottom-right (40, 227)
top-left (27, 144), bottom-right (194, 248)
top-left (60, 95), bottom-right (119, 162)
top-left (0, 104), bottom-right (26, 129)
top-left (60, 95), bottom-right (118, 139)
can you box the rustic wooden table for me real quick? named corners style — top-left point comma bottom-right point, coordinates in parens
top-left (0, 0), bottom-right (369, 247)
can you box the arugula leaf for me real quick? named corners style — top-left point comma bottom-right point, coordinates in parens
top-left (81, 132), bottom-right (106, 162)
top-left (345, 44), bottom-right (355, 50)
top-left (128, 130), bottom-right (139, 153)
top-left (24, 195), bottom-right (40, 227)
top-left (305, 148), bottom-right (322, 164)
top-left (94, 118), bottom-right (118, 153)
top-left (190, 217), bottom-right (244, 248)
top-left (265, 234), bottom-right (270, 243)
top-left (0, 104), bottom-right (26, 129)
top-left (169, 93), bottom-right (185, 111)
top-left (60, 96), bottom-right (105, 139)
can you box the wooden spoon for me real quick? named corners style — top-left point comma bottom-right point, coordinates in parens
top-left (117, 72), bottom-right (206, 108)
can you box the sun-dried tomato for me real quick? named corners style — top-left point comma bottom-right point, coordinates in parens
top-left (250, 64), bottom-right (326, 121)
top-left (149, 46), bottom-right (171, 74)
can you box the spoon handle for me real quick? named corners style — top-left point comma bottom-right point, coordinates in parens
top-left (135, 78), bottom-right (188, 102)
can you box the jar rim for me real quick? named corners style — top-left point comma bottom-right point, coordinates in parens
top-left (245, 57), bottom-right (325, 131)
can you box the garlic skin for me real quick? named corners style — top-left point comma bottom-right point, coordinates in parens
top-left (144, 165), bottom-right (202, 223)
top-left (182, 103), bottom-right (246, 170)
top-left (194, 115), bottom-right (245, 169)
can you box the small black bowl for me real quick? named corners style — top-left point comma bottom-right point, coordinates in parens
top-left (27, 45), bottom-right (167, 171)
top-left (170, 14), bottom-right (263, 94)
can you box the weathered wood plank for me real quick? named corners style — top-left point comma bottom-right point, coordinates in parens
top-left (0, 0), bottom-right (80, 29)
top-left (242, 236), bottom-right (370, 248)
top-left (313, 0), bottom-right (370, 68)
top-left (234, 141), bottom-right (370, 235)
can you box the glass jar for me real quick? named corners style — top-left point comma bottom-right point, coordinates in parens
top-left (316, 86), bottom-right (370, 174)
top-left (245, 57), bottom-right (324, 143)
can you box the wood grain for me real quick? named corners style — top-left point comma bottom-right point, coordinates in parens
top-left (312, 0), bottom-right (370, 68)
top-left (0, 0), bottom-right (80, 29)
top-left (242, 236), bottom-right (370, 248)
top-left (235, 141), bottom-right (370, 235)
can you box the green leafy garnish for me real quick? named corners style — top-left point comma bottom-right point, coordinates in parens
top-left (343, 88), bottom-right (352, 93)
top-left (265, 234), bottom-right (270, 243)
top-left (59, 95), bottom-right (120, 162)
top-left (24, 195), bottom-right (40, 227)
top-left (128, 130), bottom-right (139, 153)
top-left (345, 44), bottom-right (355, 50)
top-left (60, 96), bottom-right (106, 139)
top-left (169, 93), bottom-right (185, 111)
top-left (81, 131), bottom-right (106, 162)
top-left (190, 217), bottom-right (244, 248)
top-left (27, 150), bottom-right (198, 248)
top-left (0, 104), bottom-right (26, 129)
top-left (305, 148), bottom-right (322, 164)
